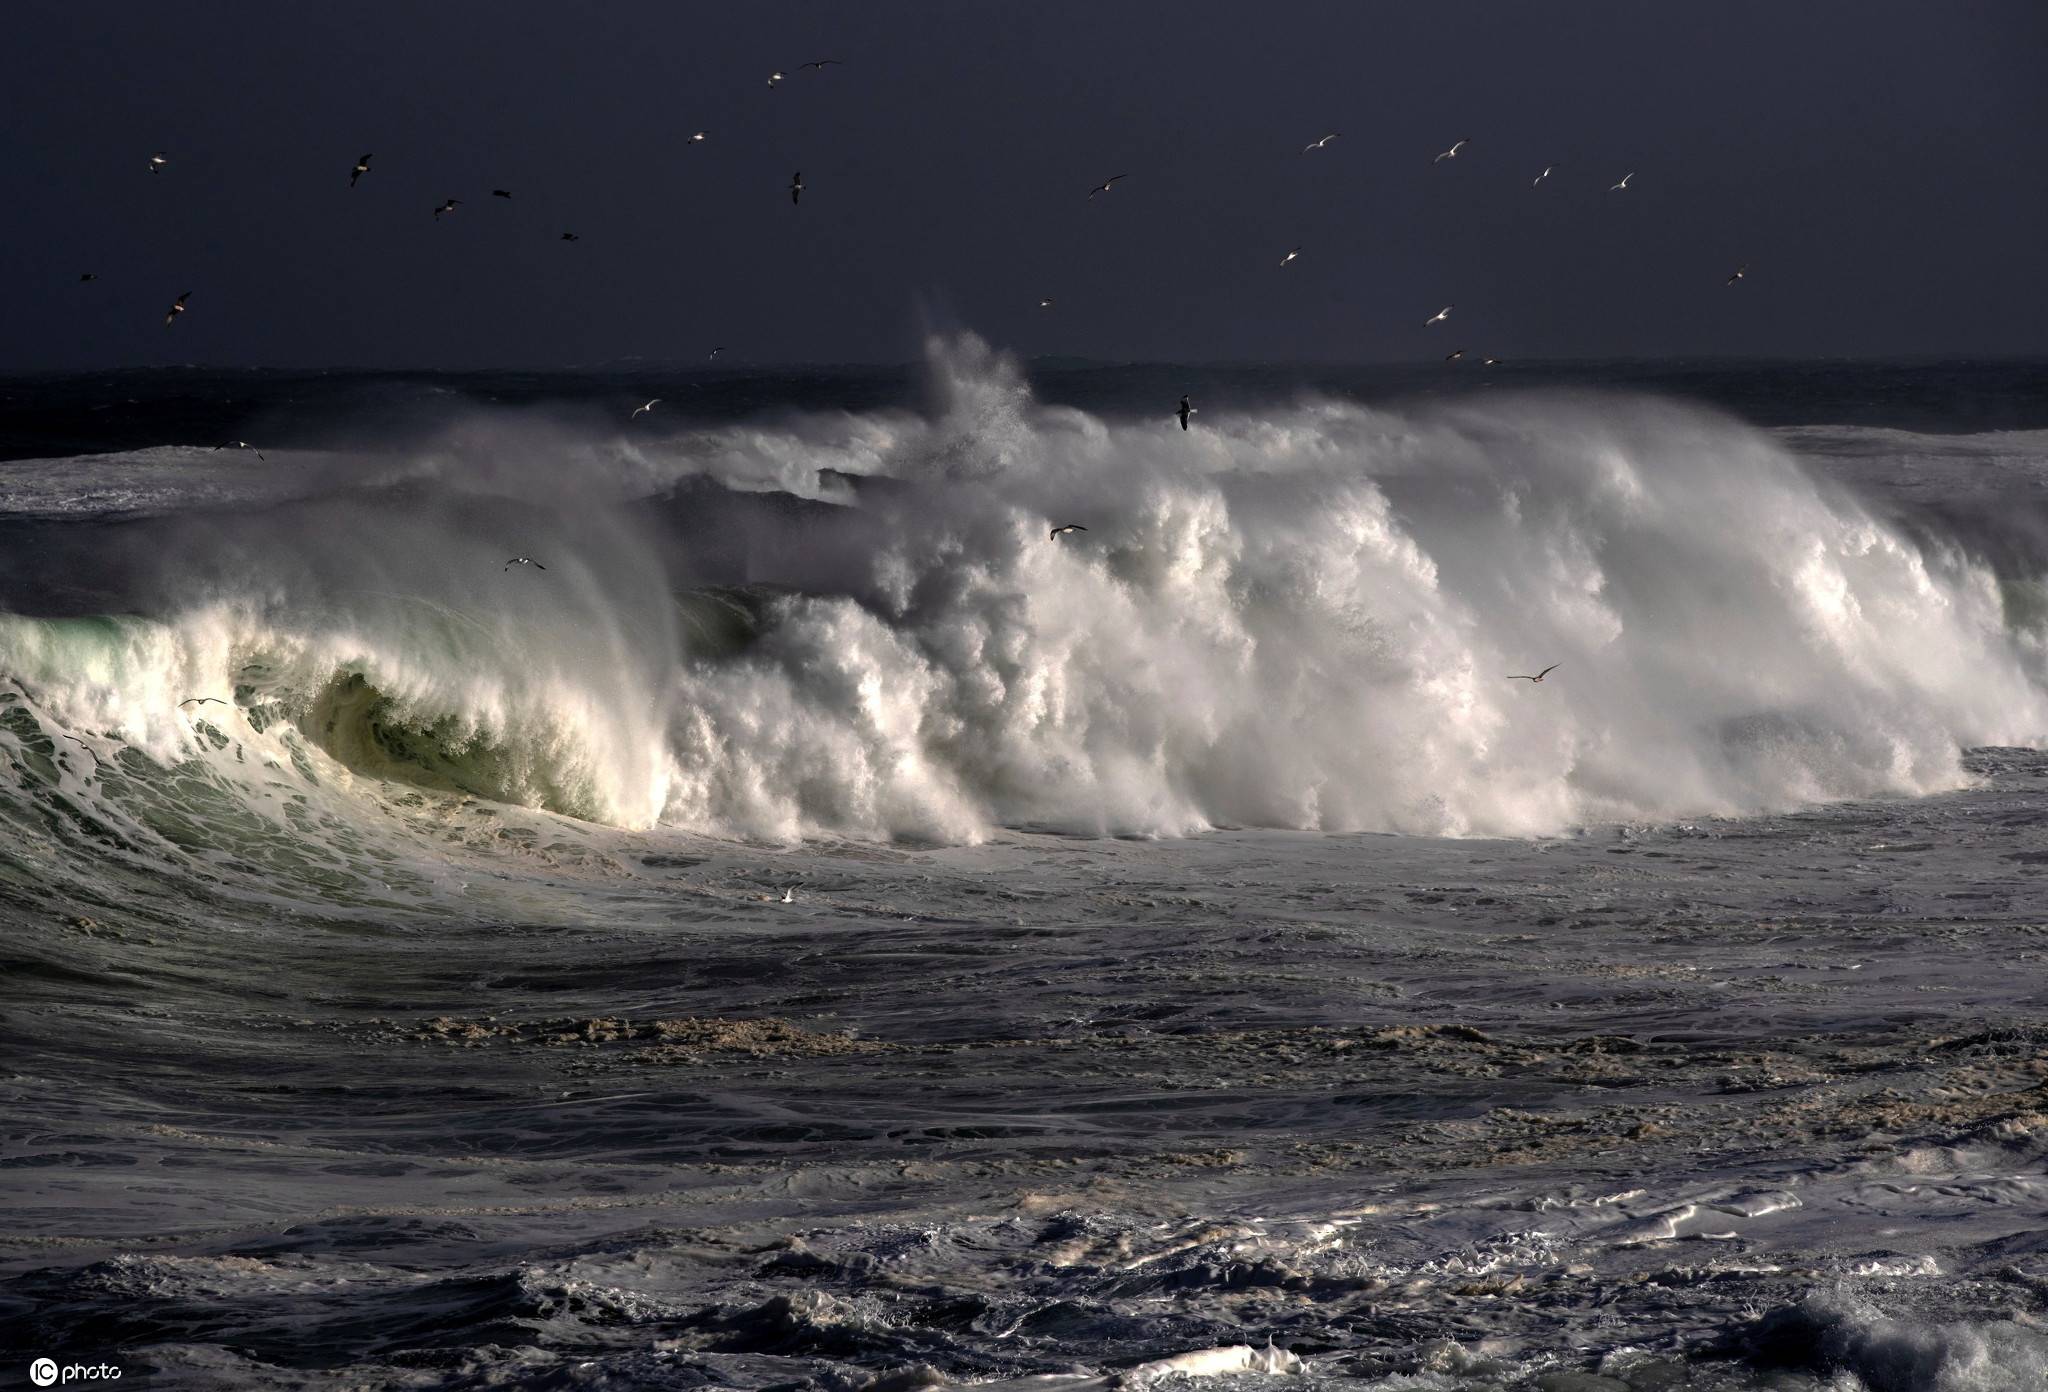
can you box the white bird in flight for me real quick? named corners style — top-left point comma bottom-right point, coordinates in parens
top-left (1087, 174), bottom-right (1128, 198)
top-left (504, 556), bottom-right (546, 571)
top-left (1726, 262), bottom-right (1749, 286)
top-left (1508, 664), bottom-right (1560, 683)
top-left (213, 440), bottom-right (265, 460)
top-left (1038, 296), bottom-right (1054, 309)
top-left (1532, 164), bottom-right (1554, 187)
top-left (1049, 523), bottom-right (1088, 539)
top-left (1425, 305), bottom-right (1453, 326)
top-left (767, 70), bottom-right (785, 88)
top-left (1608, 172), bottom-right (1634, 192)
top-left (632, 399), bottom-right (660, 418)
top-left (147, 152), bottom-right (169, 173)
top-left (780, 887), bottom-right (795, 903)
top-left (1280, 246), bottom-right (1301, 267)
top-left (1303, 133), bottom-right (1339, 153)
top-left (688, 131), bottom-right (708, 145)
top-left (1433, 139), bottom-right (1470, 163)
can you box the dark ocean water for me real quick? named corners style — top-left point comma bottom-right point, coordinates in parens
top-left (3, 349), bottom-right (2048, 1389)
top-left (3, 357), bottom-right (2044, 463)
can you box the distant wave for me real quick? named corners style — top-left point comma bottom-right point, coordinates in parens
top-left (2, 334), bottom-right (2045, 844)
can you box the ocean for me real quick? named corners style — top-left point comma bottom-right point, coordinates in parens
top-left (3, 340), bottom-right (2047, 1389)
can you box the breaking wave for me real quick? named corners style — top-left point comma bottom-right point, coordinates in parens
top-left (2, 334), bottom-right (2045, 843)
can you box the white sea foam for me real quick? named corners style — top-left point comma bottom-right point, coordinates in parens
top-left (2, 334), bottom-right (2044, 843)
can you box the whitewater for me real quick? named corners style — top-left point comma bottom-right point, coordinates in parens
top-left (3, 337), bottom-right (2044, 844)
top-left (4, 341), bottom-right (2048, 1390)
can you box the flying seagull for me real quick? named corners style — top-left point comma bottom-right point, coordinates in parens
top-left (1425, 305), bottom-right (1453, 326)
top-left (790, 171), bottom-right (803, 205)
top-left (1049, 523), bottom-right (1088, 539)
top-left (1508, 664), bottom-right (1560, 683)
top-left (1726, 262), bottom-right (1749, 286)
top-left (214, 440), bottom-right (265, 460)
top-left (504, 556), bottom-right (546, 571)
top-left (780, 887), bottom-right (795, 903)
top-left (1532, 164), bottom-right (1554, 187)
top-left (492, 189), bottom-right (513, 199)
top-left (434, 198), bottom-right (460, 218)
top-left (767, 70), bottom-right (785, 88)
top-left (687, 131), bottom-right (708, 145)
top-left (1608, 172), bottom-right (1634, 192)
top-left (147, 152), bottom-right (169, 173)
top-left (1482, 356), bottom-right (1503, 366)
top-left (632, 399), bottom-right (660, 418)
top-left (708, 346), bottom-right (727, 359)
top-left (1445, 349), bottom-right (1466, 362)
top-left (1087, 174), bottom-right (1128, 198)
top-left (79, 273), bottom-right (98, 283)
top-left (1280, 246), bottom-right (1302, 267)
top-left (560, 231), bottom-right (580, 241)
top-left (1177, 395), bottom-right (1194, 431)
top-left (1038, 296), bottom-right (1055, 309)
top-left (179, 697), bottom-right (228, 708)
top-left (163, 291), bottom-right (190, 326)
top-left (800, 59), bottom-right (842, 70)
top-left (1303, 132), bottom-right (1340, 153)
top-left (350, 153), bottom-right (372, 188)
top-left (1433, 139), bottom-right (1470, 163)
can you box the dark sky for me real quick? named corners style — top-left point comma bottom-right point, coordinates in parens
top-left (5, 0), bottom-right (2044, 370)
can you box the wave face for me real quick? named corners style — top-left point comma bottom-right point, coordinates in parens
top-left (2, 335), bottom-right (2046, 843)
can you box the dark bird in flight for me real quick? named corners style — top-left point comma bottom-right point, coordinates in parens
top-left (1445, 349), bottom-right (1466, 362)
top-left (708, 347), bottom-right (727, 359)
top-left (1038, 296), bottom-right (1055, 309)
top-left (434, 198), bottom-right (461, 218)
top-left (1608, 172), bottom-right (1634, 192)
top-left (214, 440), bottom-right (265, 460)
top-left (1508, 664), bottom-right (1560, 683)
top-left (163, 291), bottom-right (190, 326)
top-left (1532, 164), bottom-right (1555, 187)
top-left (560, 231), bottom-right (580, 241)
top-left (504, 556), bottom-right (546, 571)
top-left (179, 697), bottom-right (228, 708)
top-left (492, 189), bottom-right (513, 199)
top-left (1087, 174), bottom-right (1128, 198)
top-left (350, 153), bottom-right (372, 188)
top-left (1177, 395), bottom-right (1194, 431)
top-left (147, 152), bottom-right (169, 173)
top-left (1049, 523), bottom-right (1088, 539)
top-left (1303, 133), bottom-right (1340, 153)
top-left (801, 59), bottom-right (842, 70)
top-left (1433, 139), bottom-right (1470, 163)
top-left (1726, 262), bottom-right (1749, 286)
top-left (790, 171), bottom-right (803, 205)
top-left (1280, 246), bottom-right (1302, 267)
top-left (79, 273), bottom-right (98, 283)
top-left (1425, 305), bottom-right (1453, 326)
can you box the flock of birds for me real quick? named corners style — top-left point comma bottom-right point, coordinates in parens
top-left (120, 88), bottom-right (1642, 692)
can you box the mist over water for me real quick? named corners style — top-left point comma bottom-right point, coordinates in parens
top-left (3, 334), bottom-right (2043, 844)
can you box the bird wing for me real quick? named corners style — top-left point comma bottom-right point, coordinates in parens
top-left (1537, 664), bottom-right (1559, 679)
